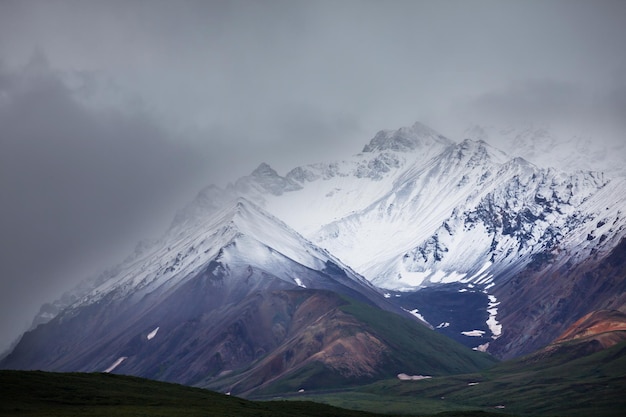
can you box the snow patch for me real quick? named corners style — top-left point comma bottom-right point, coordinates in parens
top-left (398, 268), bottom-right (433, 288)
top-left (475, 273), bottom-right (493, 285)
top-left (430, 270), bottom-right (467, 284)
top-left (436, 322), bottom-right (450, 329)
top-left (293, 277), bottom-right (307, 288)
top-left (486, 294), bottom-right (502, 339)
top-left (147, 326), bottom-right (159, 340)
top-left (428, 270), bottom-right (447, 283)
top-left (468, 261), bottom-right (492, 280)
top-left (403, 308), bottom-right (429, 325)
top-left (461, 330), bottom-right (486, 337)
top-left (104, 356), bottom-right (127, 373)
top-left (473, 342), bottom-right (490, 352)
top-left (397, 373), bottom-right (432, 381)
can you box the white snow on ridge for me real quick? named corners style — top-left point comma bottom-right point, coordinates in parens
top-left (397, 373), bottom-right (432, 381)
top-left (461, 330), bottom-right (486, 337)
top-left (473, 342), bottom-right (489, 352)
top-left (403, 308), bottom-right (430, 325)
top-left (430, 270), bottom-right (467, 284)
top-left (486, 294), bottom-right (502, 339)
top-left (73, 197), bottom-right (367, 307)
top-left (104, 356), bottom-right (127, 373)
top-left (147, 326), bottom-right (159, 340)
top-left (465, 262), bottom-right (494, 285)
top-left (293, 277), bottom-right (306, 288)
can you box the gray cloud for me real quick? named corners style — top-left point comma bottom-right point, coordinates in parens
top-left (447, 78), bottom-right (626, 149)
top-left (0, 57), bottom-right (213, 351)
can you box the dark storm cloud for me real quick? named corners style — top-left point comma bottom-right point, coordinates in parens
top-left (0, 57), bottom-right (213, 350)
top-left (471, 80), bottom-right (584, 122)
top-left (451, 78), bottom-right (626, 148)
top-left (3, 1), bottom-right (625, 147)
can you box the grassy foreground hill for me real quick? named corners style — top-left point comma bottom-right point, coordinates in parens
top-left (0, 370), bottom-right (509, 417)
top-left (288, 339), bottom-right (626, 417)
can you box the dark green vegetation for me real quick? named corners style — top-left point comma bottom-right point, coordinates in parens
top-left (338, 296), bottom-right (496, 374)
top-left (3, 339), bottom-right (624, 417)
top-left (202, 294), bottom-right (497, 396)
top-left (287, 339), bottom-right (626, 417)
top-left (0, 370), bottom-right (509, 417)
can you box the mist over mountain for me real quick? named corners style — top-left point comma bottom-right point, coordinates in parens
top-left (2, 120), bottom-right (624, 400)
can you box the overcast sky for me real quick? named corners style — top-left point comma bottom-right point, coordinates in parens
top-left (1, 0), bottom-right (625, 352)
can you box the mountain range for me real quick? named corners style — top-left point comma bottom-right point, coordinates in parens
top-left (2, 121), bottom-right (624, 404)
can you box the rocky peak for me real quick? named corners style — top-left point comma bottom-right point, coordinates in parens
top-left (234, 162), bottom-right (302, 196)
top-left (251, 162), bottom-right (279, 178)
top-left (453, 138), bottom-right (510, 166)
top-left (363, 121), bottom-right (453, 153)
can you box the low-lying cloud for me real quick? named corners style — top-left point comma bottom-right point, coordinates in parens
top-left (0, 58), bottom-right (210, 350)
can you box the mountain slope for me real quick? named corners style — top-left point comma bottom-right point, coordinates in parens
top-left (199, 291), bottom-right (495, 396)
top-left (491, 236), bottom-right (626, 358)
top-left (554, 309), bottom-right (626, 347)
top-left (1, 198), bottom-right (496, 393)
top-left (0, 200), bottom-right (382, 371)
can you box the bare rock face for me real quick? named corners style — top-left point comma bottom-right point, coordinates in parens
top-left (553, 309), bottom-right (626, 348)
top-left (490, 238), bottom-right (626, 359)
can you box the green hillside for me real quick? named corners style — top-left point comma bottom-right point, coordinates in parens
top-left (293, 340), bottom-right (626, 417)
top-left (205, 294), bottom-right (497, 396)
top-left (339, 296), bottom-right (497, 374)
top-left (0, 370), bottom-right (510, 417)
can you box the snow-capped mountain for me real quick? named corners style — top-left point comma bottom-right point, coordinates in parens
top-left (2, 198), bottom-right (423, 380)
top-left (214, 123), bottom-right (622, 357)
top-left (66, 196), bottom-right (407, 314)
top-left (11, 120), bottom-right (626, 368)
top-left (2, 197), bottom-right (496, 393)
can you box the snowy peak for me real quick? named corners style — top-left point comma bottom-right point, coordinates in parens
top-left (447, 138), bottom-right (511, 168)
top-left (251, 162), bottom-right (278, 177)
top-left (170, 184), bottom-right (232, 229)
top-left (221, 197), bottom-right (321, 264)
top-left (70, 195), bottom-right (381, 308)
top-left (363, 121), bottom-right (454, 153)
top-left (233, 163), bottom-right (302, 196)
